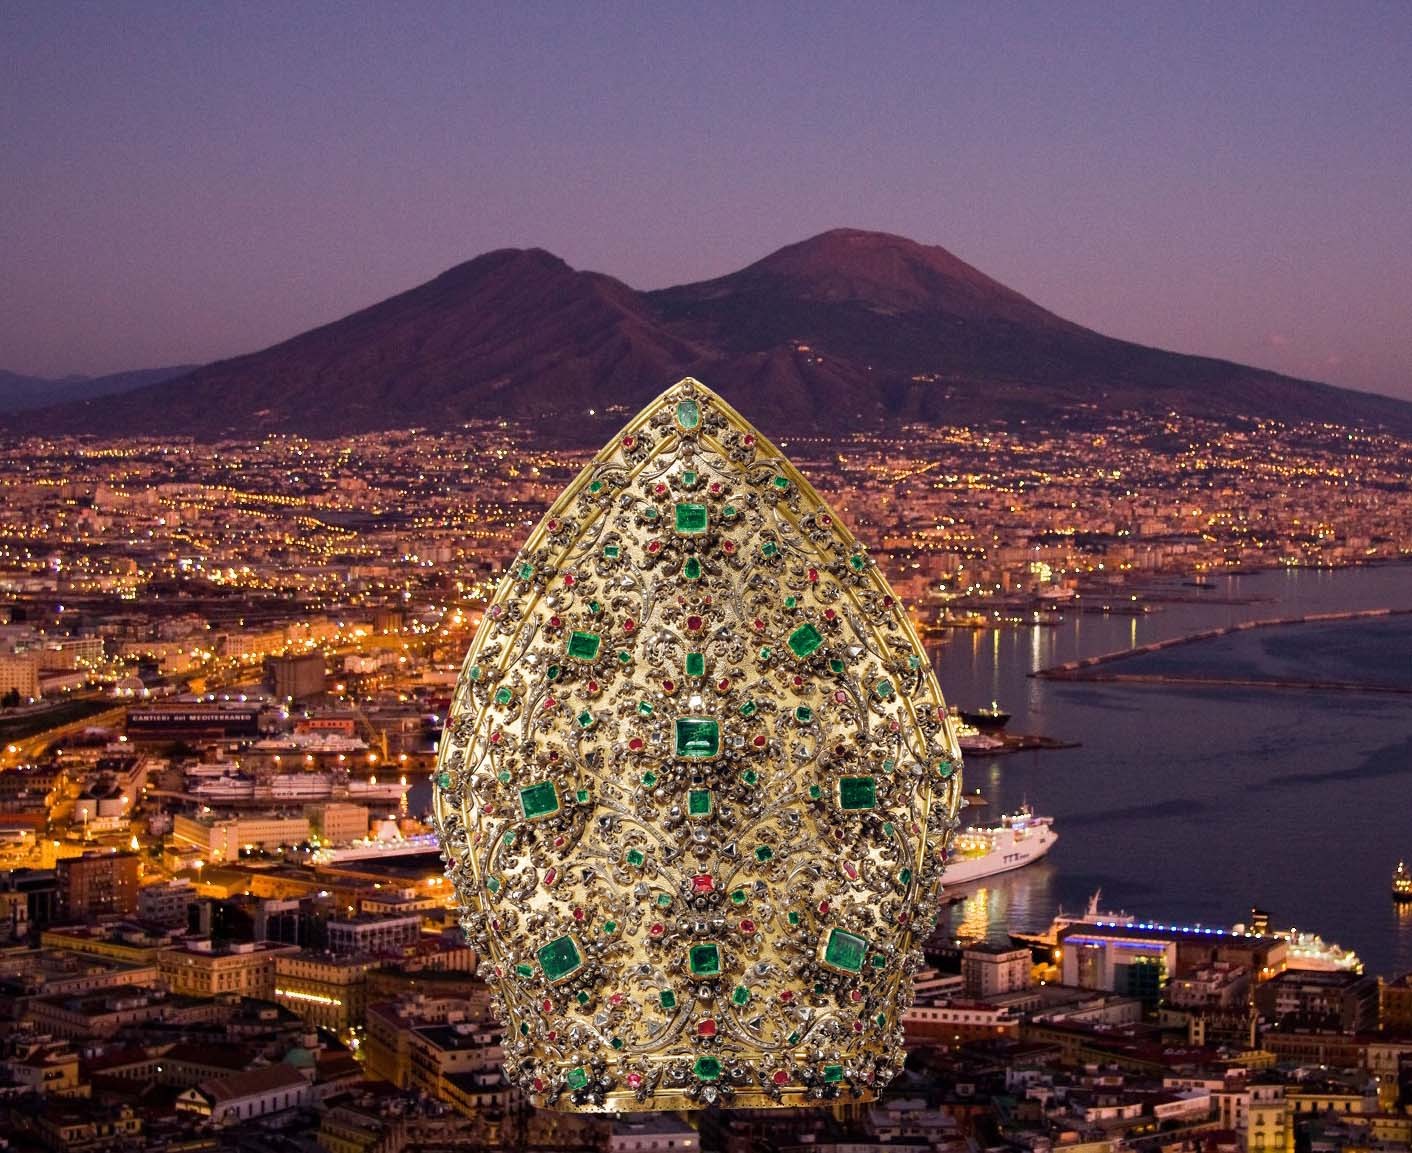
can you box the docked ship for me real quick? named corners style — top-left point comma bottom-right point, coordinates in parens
top-left (958, 701), bottom-right (1011, 731)
top-left (1395, 861), bottom-right (1412, 902)
top-left (186, 765), bottom-right (408, 805)
top-left (941, 806), bottom-right (1057, 886)
top-left (1012, 893), bottom-right (1363, 972)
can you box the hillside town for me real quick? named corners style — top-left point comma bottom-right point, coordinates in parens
top-left (0, 407), bottom-right (1409, 1152)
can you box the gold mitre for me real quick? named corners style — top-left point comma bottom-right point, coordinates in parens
top-left (433, 379), bottom-right (962, 1111)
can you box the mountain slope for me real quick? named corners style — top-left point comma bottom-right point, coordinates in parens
top-left (11, 230), bottom-right (1411, 438)
top-left (0, 365), bottom-right (195, 414)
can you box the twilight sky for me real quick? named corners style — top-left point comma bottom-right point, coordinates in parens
top-left (3, 3), bottom-right (1410, 400)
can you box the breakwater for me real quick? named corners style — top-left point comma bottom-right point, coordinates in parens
top-left (1031, 607), bottom-right (1412, 693)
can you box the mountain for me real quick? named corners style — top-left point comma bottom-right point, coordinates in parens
top-left (11, 229), bottom-right (1411, 438)
top-left (0, 365), bottom-right (195, 414)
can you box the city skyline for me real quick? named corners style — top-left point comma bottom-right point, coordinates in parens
top-left (3, 3), bottom-right (1411, 401)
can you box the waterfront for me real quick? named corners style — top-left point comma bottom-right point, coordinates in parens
top-left (935, 562), bottom-right (1412, 978)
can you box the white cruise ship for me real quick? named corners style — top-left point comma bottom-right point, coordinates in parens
top-left (1013, 892), bottom-right (1363, 973)
top-left (941, 806), bottom-right (1057, 886)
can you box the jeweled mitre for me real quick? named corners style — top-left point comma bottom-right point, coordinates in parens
top-left (433, 379), bottom-right (962, 1111)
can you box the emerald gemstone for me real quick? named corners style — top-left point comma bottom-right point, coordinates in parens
top-left (761, 541), bottom-right (778, 558)
top-left (683, 556), bottom-right (702, 580)
top-left (882, 758), bottom-right (895, 773)
top-left (937, 759), bottom-right (956, 779)
top-left (741, 769), bottom-right (758, 786)
top-left (772, 475), bottom-right (790, 490)
top-left (611, 1036), bottom-right (624, 1050)
top-left (514, 962), bottom-right (533, 978)
top-left (839, 776), bottom-right (876, 810)
top-left (898, 868), bottom-right (912, 886)
top-left (486, 876), bottom-right (500, 893)
top-left (882, 821), bottom-right (895, 839)
top-left (739, 699), bottom-right (757, 717)
top-left (676, 397), bottom-right (701, 429)
top-left (758, 646), bottom-right (772, 660)
top-left (637, 700), bottom-right (654, 716)
top-left (788, 911), bottom-right (801, 926)
top-left (567, 631), bottom-right (601, 661)
top-left (875, 679), bottom-right (894, 699)
top-left (575, 788), bottom-right (590, 804)
top-left (788, 623), bottom-right (823, 658)
top-left (565, 1066), bottom-right (589, 1090)
top-left (494, 686), bottom-right (513, 705)
top-left (588, 599), bottom-right (602, 615)
top-left (876, 1013), bottom-right (887, 1028)
top-left (659, 988), bottom-right (677, 1009)
top-left (682, 470), bottom-right (698, 486)
top-left (625, 848), bottom-right (646, 868)
top-left (576, 710), bottom-right (594, 729)
top-left (730, 888), bottom-right (746, 906)
top-left (537, 934), bottom-right (583, 983)
top-left (519, 1022), bottom-right (529, 1035)
top-left (603, 544), bottom-right (619, 558)
top-left (731, 985), bottom-right (751, 1007)
top-left (517, 562), bottom-right (535, 581)
top-left (675, 717), bottom-right (720, 759)
top-left (693, 1055), bottom-right (722, 1082)
top-left (794, 705), bottom-right (813, 724)
top-left (576, 991), bottom-right (589, 1005)
top-left (617, 650), bottom-right (632, 663)
top-left (784, 595), bottom-right (797, 608)
top-left (641, 771), bottom-right (658, 788)
top-left (688, 789), bottom-right (713, 816)
top-left (754, 845), bottom-right (774, 863)
top-left (641, 505), bottom-right (659, 521)
top-left (656, 893), bottom-right (672, 908)
top-left (546, 664), bottom-right (561, 681)
top-left (807, 784), bottom-right (821, 800)
top-left (822, 928), bottom-right (868, 974)
top-left (674, 503), bottom-right (708, 535)
top-left (502, 831), bottom-right (515, 846)
top-left (722, 504), bottom-right (738, 519)
top-left (518, 781), bottom-right (560, 821)
top-left (849, 555), bottom-right (865, 572)
top-left (468, 665), bottom-right (482, 681)
top-left (435, 771), bottom-right (451, 789)
top-left (589, 480), bottom-right (603, 493)
top-left (908, 654), bottom-right (921, 669)
top-left (685, 651), bottom-right (705, 678)
top-left (823, 1064), bottom-right (844, 1083)
top-left (688, 942), bottom-right (722, 977)
top-left (871, 953), bottom-right (888, 969)
top-left (829, 658), bottom-right (845, 674)
top-left (602, 920), bottom-right (617, 935)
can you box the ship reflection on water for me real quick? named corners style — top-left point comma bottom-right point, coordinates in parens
top-left (937, 857), bottom-right (1060, 945)
top-left (1395, 899), bottom-right (1412, 976)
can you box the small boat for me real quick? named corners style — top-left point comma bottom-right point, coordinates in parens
top-left (1395, 861), bottom-right (1412, 903)
top-left (959, 701), bottom-right (1011, 730)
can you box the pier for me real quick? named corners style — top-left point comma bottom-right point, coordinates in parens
top-left (1032, 607), bottom-right (1412, 693)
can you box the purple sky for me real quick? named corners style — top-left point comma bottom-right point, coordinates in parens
top-left (3, 3), bottom-right (1410, 400)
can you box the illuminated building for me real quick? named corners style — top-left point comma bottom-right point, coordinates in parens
top-left (158, 938), bottom-right (296, 1000)
top-left (274, 950), bottom-right (378, 1031)
top-left (56, 851), bottom-right (139, 919)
